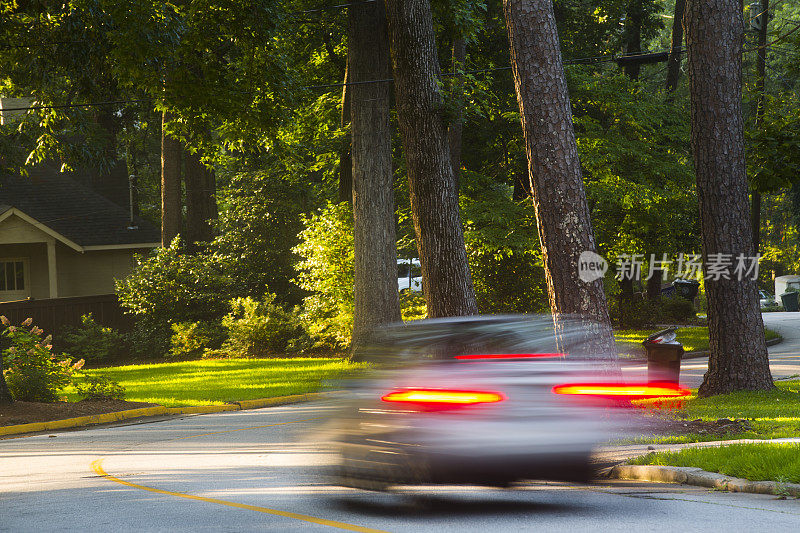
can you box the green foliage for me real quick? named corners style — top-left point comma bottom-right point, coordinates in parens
top-left (294, 202), bottom-right (354, 350)
top-left (169, 321), bottom-right (227, 359)
top-left (660, 296), bottom-right (696, 322)
top-left (747, 94), bottom-right (800, 193)
top-left (400, 291), bottom-right (427, 322)
top-left (221, 295), bottom-right (312, 357)
top-left (116, 238), bottom-right (234, 355)
top-left (75, 374), bottom-right (125, 401)
top-left (1, 316), bottom-right (83, 402)
top-left (61, 314), bottom-right (127, 363)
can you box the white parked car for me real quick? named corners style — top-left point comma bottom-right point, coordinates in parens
top-left (397, 258), bottom-right (422, 293)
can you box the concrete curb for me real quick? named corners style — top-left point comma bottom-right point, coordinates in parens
top-left (0, 392), bottom-right (327, 437)
top-left (608, 464), bottom-right (800, 497)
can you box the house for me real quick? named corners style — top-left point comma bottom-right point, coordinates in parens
top-left (0, 167), bottom-right (159, 303)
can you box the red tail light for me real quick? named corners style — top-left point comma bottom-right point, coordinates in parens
top-left (381, 388), bottom-right (505, 410)
top-left (454, 353), bottom-right (565, 360)
top-left (552, 382), bottom-right (690, 399)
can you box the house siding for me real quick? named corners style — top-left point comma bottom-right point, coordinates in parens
top-left (56, 244), bottom-right (143, 297)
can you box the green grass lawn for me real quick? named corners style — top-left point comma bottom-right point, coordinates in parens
top-left (630, 380), bottom-right (800, 444)
top-left (629, 443), bottom-right (800, 484)
top-left (64, 357), bottom-right (368, 407)
top-left (614, 327), bottom-right (780, 357)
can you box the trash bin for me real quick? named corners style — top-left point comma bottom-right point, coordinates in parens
top-left (642, 327), bottom-right (684, 384)
top-left (672, 279), bottom-right (700, 301)
top-left (780, 291), bottom-right (799, 312)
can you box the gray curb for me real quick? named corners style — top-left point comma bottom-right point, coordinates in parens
top-left (608, 464), bottom-right (800, 497)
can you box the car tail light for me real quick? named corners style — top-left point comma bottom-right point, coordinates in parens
top-left (551, 382), bottom-right (690, 400)
top-left (454, 353), bottom-right (565, 360)
top-left (381, 388), bottom-right (505, 410)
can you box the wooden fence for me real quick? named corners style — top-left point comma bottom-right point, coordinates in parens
top-left (0, 294), bottom-right (133, 334)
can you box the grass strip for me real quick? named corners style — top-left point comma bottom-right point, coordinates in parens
top-left (629, 443), bottom-right (800, 484)
top-left (614, 326), bottom-right (779, 357)
top-left (64, 357), bottom-right (367, 407)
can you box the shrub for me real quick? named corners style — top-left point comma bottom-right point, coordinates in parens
top-left (169, 321), bottom-right (226, 359)
top-left (60, 314), bottom-right (127, 363)
top-left (400, 291), bottom-right (427, 322)
top-left (75, 375), bottom-right (125, 401)
top-left (116, 238), bottom-right (235, 356)
top-left (294, 202), bottom-right (354, 350)
top-left (1, 316), bottom-right (83, 402)
top-left (221, 295), bottom-right (312, 357)
top-left (660, 296), bottom-right (696, 322)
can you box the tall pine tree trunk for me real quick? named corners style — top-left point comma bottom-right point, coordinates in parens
top-left (665, 0), bottom-right (686, 95)
top-left (385, 0), bottom-right (478, 318)
top-left (685, 0), bottom-right (773, 395)
top-left (503, 0), bottom-right (616, 358)
top-left (623, 0), bottom-right (644, 80)
top-left (350, 0), bottom-right (401, 344)
top-left (161, 110), bottom-right (182, 247)
top-left (184, 149), bottom-right (215, 251)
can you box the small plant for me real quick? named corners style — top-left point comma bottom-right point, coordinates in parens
top-left (1, 316), bottom-right (84, 402)
top-left (75, 375), bottom-right (125, 401)
top-left (169, 321), bottom-right (226, 359)
top-left (61, 314), bottom-right (127, 363)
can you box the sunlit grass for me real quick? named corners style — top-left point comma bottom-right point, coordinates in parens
top-left (629, 443), bottom-right (800, 484)
top-left (63, 357), bottom-right (368, 407)
top-left (614, 327), bottom-right (780, 357)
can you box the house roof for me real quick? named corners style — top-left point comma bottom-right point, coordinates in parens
top-left (0, 168), bottom-right (160, 248)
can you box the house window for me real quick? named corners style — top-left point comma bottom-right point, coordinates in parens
top-left (0, 260), bottom-right (25, 291)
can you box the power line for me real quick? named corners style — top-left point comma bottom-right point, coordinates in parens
top-left (0, 99), bottom-right (151, 112)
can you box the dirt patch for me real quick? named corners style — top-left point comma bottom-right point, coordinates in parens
top-left (644, 417), bottom-right (754, 437)
top-left (0, 399), bottom-right (159, 427)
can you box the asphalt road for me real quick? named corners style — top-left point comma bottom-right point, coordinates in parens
top-left (3, 400), bottom-right (800, 533)
top-left (3, 312), bottom-right (800, 532)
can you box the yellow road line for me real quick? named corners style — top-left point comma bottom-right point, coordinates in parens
top-left (91, 458), bottom-right (387, 533)
top-left (169, 417), bottom-right (325, 441)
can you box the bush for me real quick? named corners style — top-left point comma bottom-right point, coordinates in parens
top-left (294, 202), bottom-right (354, 350)
top-left (60, 314), bottom-right (127, 363)
top-left (116, 238), bottom-right (235, 356)
top-left (1, 316), bottom-right (83, 402)
top-left (660, 296), bottom-right (696, 322)
top-left (75, 375), bottom-right (125, 401)
top-left (169, 321), bottom-right (227, 359)
top-left (221, 295), bottom-right (312, 357)
top-left (400, 291), bottom-right (427, 322)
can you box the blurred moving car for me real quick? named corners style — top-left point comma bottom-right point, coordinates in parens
top-left (321, 316), bottom-right (688, 491)
top-left (397, 258), bottom-right (422, 293)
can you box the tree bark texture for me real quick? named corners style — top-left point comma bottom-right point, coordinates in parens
top-left (665, 0), bottom-right (685, 95)
top-left (503, 0), bottom-right (616, 358)
top-left (339, 58), bottom-right (353, 204)
top-left (161, 110), bottom-right (182, 248)
top-left (685, 0), bottom-right (773, 395)
top-left (384, 0), bottom-right (479, 318)
top-left (184, 148), bottom-right (216, 250)
top-left (350, 0), bottom-right (402, 344)
top-left (448, 37), bottom-right (466, 190)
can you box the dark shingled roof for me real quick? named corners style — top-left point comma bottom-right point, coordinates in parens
top-left (0, 169), bottom-right (160, 247)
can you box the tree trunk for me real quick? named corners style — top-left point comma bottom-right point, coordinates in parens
top-left (646, 271), bottom-right (662, 301)
top-left (184, 149), bottom-right (215, 251)
top-left (448, 37), bottom-right (466, 190)
top-left (685, 0), bottom-right (773, 395)
top-left (350, 0), bottom-right (402, 345)
top-left (339, 58), bottom-right (353, 204)
top-left (665, 0), bottom-right (686, 95)
top-left (384, 0), bottom-right (478, 318)
top-left (161, 110), bottom-right (182, 247)
top-left (503, 0), bottom-right (616, 359)
top-left (623, 1), bottom-right (644, 80)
